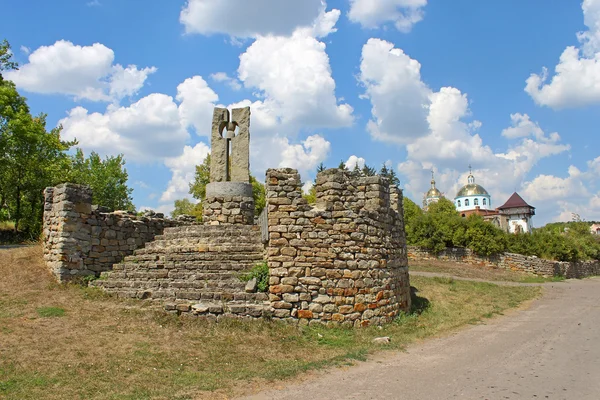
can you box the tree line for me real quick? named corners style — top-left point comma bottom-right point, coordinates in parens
top-left (404, 196), bottom-right (600, 262)
top-left (1, 40), bottom-right (132, 237)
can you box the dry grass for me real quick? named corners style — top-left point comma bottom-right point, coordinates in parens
top-left (0, 221), bottom-right (15, 231)
top-left (409, 258), bottom-right (564, 283)
top-left (0, 246), bottom-right (540, 400)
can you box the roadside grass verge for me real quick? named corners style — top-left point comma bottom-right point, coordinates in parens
top-left (410, 258), bottom-right (565, 283)
top-left (0, 246), bottom-right (540, 400)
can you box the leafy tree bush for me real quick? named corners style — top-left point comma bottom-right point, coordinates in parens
top-left (240, 262), bottom-right (269, 292)
top-left (170, 198), bottom-right (203, 220)
top-left (1, 42), bottom-right (75, 233)
top-left (464, 215), bottom-right (507, 256)
top-left (68, 149), bottom-right (134, 211)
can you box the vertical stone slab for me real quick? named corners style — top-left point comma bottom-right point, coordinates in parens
top-left (231, 106), bottom-right (250, 182)
top-left (210, 108), bottom-right (229, 183)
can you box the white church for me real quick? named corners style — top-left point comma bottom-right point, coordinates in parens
top-left (423, 168), bottom-right (536, 234)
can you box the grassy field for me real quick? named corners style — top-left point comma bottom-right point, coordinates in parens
top-left (409, 258), bottom-right (565, 283)
top-left (0, 246), bottom-right (541, 400)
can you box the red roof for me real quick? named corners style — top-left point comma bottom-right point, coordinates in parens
top-left (498, 192), bottom-right (534, 210)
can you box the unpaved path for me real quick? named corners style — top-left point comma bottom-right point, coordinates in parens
top-left (241, 278), bottom-right (600, 399)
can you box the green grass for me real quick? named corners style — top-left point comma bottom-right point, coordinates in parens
top-left (410, 259), bottom-right (566, 283)
top-left (518, 275), bottom-right (566, 283)
top-left (35, 306), bottom-right (65, 318)
top-left (0, 246), bottom-right (542, 400)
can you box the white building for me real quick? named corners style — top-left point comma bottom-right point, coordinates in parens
top-left (454, 169), bottom-right (492, 215)
top-left (423, 171), bottom-right (443, 211)
top-left (497, 192), bottom-right (535, 234)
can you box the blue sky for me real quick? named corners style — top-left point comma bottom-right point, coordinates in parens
top-left (3, 0), bottom-right (600, 225)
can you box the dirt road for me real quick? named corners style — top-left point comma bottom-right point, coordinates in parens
top-left (241, 278), bottom-right (600, 400)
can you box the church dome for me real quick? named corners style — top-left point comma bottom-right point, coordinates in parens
top-left (426, 187), bottom-right (442, 198)
top-left (456, 183), bottom-right (489, 198)
top-left (455, 168), bottom-right (489, 198)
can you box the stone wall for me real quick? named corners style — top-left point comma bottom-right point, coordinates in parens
top-left (408, 246), bottom-right (600, 279)
top-left (202, 194), bottom-right (254, 225)
top-left (266, 168), bottom-right (411, 327)
top-left (43, 183), bottom-right (182, 282)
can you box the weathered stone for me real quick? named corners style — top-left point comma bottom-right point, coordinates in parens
top-left (245, 278), bottom-right (257, 293)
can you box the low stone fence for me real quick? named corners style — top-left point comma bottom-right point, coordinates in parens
top-left (407, 246), bottom-right (600, 278)
top-left (42, 183), bottom-right (186, 282)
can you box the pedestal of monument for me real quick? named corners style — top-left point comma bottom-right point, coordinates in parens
top-left (203, 182), bottom-right (254, 225)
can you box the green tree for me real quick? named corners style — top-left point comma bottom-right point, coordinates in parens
top-left (379, 164), bottom-right (400, 187)
top-left (429, 198), bottom-right (467, 248)
top-left (0, 40), bottom-right (18, 75)
top-left (68, 149), bottom-right (134, 211)
top-left (402, 196), bottom-right (423, 245)
top-left (465, 215), bottom-right (507, 256)
top-left (171, 198), bottom-right (203, 219)
top-left (361, 164), bottom-right (377, 177)
top-left (189, 154), bottom-right (211, 201)
top-left (316, 162), bottom-right (325, 174)
top-left (250, 175), bottom-right (266, 215)
top-left (1, 45), bottom-right (75, 233)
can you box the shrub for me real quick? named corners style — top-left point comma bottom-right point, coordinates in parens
top-left (240, 262), bottom-right (269, 292)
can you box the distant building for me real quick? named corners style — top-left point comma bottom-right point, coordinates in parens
top-left (420, 166), bottom-right (536, 233)
top-left (454, 167), bottom-right (493, 217)
top-left (591, 224), bottom-right (600, 235)
top-left (497, 192), bottom-right (536, 234)
top-left (423, 170), bottom-right (443, 211)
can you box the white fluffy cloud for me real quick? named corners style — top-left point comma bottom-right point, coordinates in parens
top-left (525, 0), bottom-right (600, 108)
top-left (501, 113), bottom-right (545, 139)
top-left (348, 0), bottom-right (427, 32)
top-left (238, 30), bottom-right (353, 130)
top-left (345, 155), bottom-right (366, 170)
top-left (176, 76), bottom-right (219, 136)
top-left (521, 160), bottom-right (600, 222)
top-left (358, 38), bottom-right (570, 223)
top-left (359, 38), bottom-right (430, 144)
top-left (5, 40), bottom-right (156, 102)
top-left (59, 94), bottom-right (189, 163)
top-left (209, 72), bottom-right (242, 91)
top-left (263, 134), bottom-right (331, 178)
top-left (160, 142), bottom-right (210, 204)
top-left (180, 0), bottom-right (326, 38)
top-left (58, 74), bottom-right (219, 165)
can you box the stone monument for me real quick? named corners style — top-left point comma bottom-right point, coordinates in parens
top-left (203, 107), bottom-right (255, 225)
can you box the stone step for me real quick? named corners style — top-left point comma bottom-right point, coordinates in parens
top-left (101, 269), bottom-right (248, 281)
top-left (140, 242), bottom-right (265, 253)
top-left (126, 250), bottom-right (263, 260)
top-left (96, 278), bottom-right (248, 292)
top-left (94, 283), bottom-right (269, 303)
top-left (111, 262), bottom-right (256, 275)
top-left (160, 224), bottom-right (262, 237)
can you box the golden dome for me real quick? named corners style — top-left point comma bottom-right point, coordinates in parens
top-left (456, 183), bottom-right (489, 197)
top-left (426, 187), bottom-right (442, 198)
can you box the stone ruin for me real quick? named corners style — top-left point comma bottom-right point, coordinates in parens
top-left (42, 106), bottom-right (411, 326)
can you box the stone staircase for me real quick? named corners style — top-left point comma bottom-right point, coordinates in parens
top-left (93, 224), bottom-right (270, 319)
